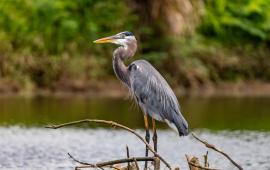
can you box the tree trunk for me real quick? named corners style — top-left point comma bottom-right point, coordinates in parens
top-left (128, 0), bottom-right (202, 36)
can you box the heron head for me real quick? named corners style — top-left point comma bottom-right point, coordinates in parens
top-left (93, 31), bottom-right (136, 47)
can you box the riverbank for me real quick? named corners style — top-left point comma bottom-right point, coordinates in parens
top-left (1, 78), bottom-right (270, 98)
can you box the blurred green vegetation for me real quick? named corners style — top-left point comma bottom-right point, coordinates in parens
top-left (192, 0), bottom-right (270, 84)
top-left (0, 0), bottom-right (269, 93)
top-left (200, 0), bottom-right (270, 42)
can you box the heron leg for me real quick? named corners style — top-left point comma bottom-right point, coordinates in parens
top-left (152, 118), bottom-right (158, 152)
top-left (144, 114), bottom-right (150, 170)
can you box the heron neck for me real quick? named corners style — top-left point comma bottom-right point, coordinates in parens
top-left (112, 42), bottom-right (137, 87)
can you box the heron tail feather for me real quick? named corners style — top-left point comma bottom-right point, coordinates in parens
top-left (173, 114), bottom-right (189, 136)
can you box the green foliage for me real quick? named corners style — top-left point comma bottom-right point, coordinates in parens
top-left (0, 0), bottom-right (137, 89)
top-left (0, 0), bottom-right (270, 92)
top-left (0, 0), bottom-right (136, 54)
top-left (200, 0), bottom-right (270, 43)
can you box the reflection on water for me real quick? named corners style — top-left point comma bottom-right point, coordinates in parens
top-left (0, 127), bottom-right (269, 170)
top-left (0, 96), bottom-right (269, 130)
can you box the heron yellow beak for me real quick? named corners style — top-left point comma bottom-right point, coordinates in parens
top-left (93, 36), bottom-right (115, 44)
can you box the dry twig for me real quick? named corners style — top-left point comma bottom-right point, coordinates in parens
top-left (204, 151), bottom-right (209, 168)
top-left (68, 153), bottom-right (93, 165)
top-left (126, 145), bottom-right (131, 170)
top-left (68, 152), bottom-right (153, 169)
top-left (46, 119), bottom-right (171, 169)
top-left (70, 153), bottom-right (155, 167)
top-left (185, 155), bottom-right (219, 170)
top-left (153, 157), bottom-right (160, 170)
top-left (133, 158), bottom-right (140, 170)
top-left (191, 132), bottom-right (243, 170)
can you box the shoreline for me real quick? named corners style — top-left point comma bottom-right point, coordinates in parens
top-left (1, 80), bottom-right (270, 98)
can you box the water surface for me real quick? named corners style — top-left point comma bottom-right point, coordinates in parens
top-left (0, 127), bottom-right (269, 170)
top-left (0, 96), bottom-right (269, 130)
top-left (0, 96), bottom-right (270, 170)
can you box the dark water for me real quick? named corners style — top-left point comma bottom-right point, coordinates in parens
top-left (0, 96), bottom-right (270, 170)
top-left (0, 96), bottom-right (269, 130)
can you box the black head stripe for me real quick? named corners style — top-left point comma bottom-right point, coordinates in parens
top-left (123, 31), bottom-right (133, 36)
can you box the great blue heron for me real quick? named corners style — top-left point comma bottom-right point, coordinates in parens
top-left (94, 31), bottom-right (188, 168)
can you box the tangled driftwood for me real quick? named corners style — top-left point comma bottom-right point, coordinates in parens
top-left (46, 119), bottom-right (243, 170)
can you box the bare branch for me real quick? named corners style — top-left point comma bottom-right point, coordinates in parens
top-left (89, 157), bottom-right (155, 167)
top-left (68, 152), bottom-right (154, 170)
top-left (46, 119), bottom-right (172, 169)
top-left (68, 152), bottom-right (155, 167)
top-left (191, 132), bottom-right (243, 170)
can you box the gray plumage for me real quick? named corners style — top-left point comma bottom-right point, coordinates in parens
top-left (94, 31), bottom-right (189, 136)
top-left (129, 60), bottom-right (188, 136)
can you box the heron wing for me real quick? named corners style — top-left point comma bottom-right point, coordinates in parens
top-left (128, 60), bottom-right (188, 136)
